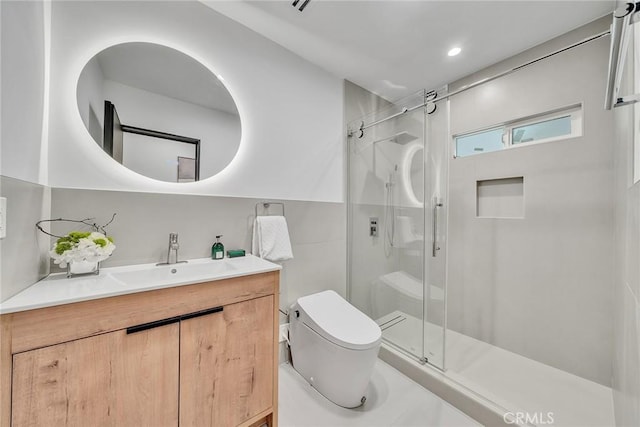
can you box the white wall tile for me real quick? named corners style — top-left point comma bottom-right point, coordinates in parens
top-left (0, 176), bottom-right (50, 301)
top-left (613, 283), bottom-right (640, 426)
top-left (613, 47), bottom-right (640, 423)
top-left (447, 25), bottom-right (614, 385)
top-left (50, 188), bottom-right (345, 314)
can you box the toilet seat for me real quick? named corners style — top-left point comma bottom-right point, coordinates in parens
top-left (296, 290), bottom-right (381, 350)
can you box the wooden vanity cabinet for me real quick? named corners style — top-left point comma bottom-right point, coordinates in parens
top-left (180, 295), bottom-right (274, 426)
top-left (0, 271), bottom-right (279, 427)
top-left (12, 323), bottom-right (180, 427)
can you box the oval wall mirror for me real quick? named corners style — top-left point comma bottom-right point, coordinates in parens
top-left (76, 42), bottom-right (241, 183)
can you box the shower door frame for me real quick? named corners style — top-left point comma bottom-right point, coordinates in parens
top-left (346, 89), bottom-right (446, 370)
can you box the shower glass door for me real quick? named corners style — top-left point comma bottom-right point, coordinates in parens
top-left (347, 89), bottom-right (447, 369)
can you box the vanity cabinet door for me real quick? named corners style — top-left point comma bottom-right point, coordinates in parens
top-left (11, 323), bottom-right (180, 427)
top-left (180, 295), bottom-right (274, 427)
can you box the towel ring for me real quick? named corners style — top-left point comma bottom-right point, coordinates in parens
top-left (255, 202), bottom-right (285, 217)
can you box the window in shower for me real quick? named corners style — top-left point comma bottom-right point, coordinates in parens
top-left (454, 104), bottom-right (582, 158)
top-left (455, 127), bottom-right (504, 157)
top-left (510, 107), bottom-right (581, 145)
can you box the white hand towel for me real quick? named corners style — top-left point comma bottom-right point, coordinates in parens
top-left (252, 216), bottom-right (294, 262)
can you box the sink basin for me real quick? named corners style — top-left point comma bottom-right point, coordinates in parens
top-left (111, 260), bottom-right (237, 287)
top-left (0, 255), bottom-right (281, 315)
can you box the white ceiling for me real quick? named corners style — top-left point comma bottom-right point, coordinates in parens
top-left (96, 42), bottom-right (239, 115)
top-left (204, 0), bottom-right (614, 101)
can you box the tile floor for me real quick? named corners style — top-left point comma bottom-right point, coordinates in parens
top-left (279, 360), bottom-right (479, 427)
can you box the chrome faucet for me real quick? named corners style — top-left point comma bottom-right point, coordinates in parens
top-left (157, 232), bottom-right (188, 266)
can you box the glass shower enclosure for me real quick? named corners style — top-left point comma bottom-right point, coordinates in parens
top-left (347, 89), bottom-right (448, 369)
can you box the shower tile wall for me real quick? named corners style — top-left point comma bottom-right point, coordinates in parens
top-left (446, 17), bottom-right (614, 386)
top-left (345, 80), bottom-right (397, 316)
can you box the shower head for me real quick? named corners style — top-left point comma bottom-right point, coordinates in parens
top-left (372, 131), bottom-right (418, 145)
top-left (390, 131), bottom-right (418, 145)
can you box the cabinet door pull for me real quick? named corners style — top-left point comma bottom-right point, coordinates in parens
top-left (127, 316), bottom-right (181, 334)
top-left (126, 306), bottom-right (223, 334)
top-left (180, 306), bottom-right (223, 321)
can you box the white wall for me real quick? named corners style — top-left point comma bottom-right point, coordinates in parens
top-left (612, 23), bottom-right (640, 426)
top-left (1, 0), bottom-right (46, 183)
top-left (0, 1), bottom-right (51, 301)
top-left (446, 18), bottom-right (614, 385)
top-left (36, 1), bottom-right (347, 315)
top-left (103, 80), bottom-right (241, 181)
top-left (47, 0), bottom-right (343, 202)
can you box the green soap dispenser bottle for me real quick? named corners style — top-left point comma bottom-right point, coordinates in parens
top-left (212, 235), bottom-right (224, 260)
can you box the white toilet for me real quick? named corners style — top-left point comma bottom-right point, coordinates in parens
top-left (288, 290), bottom-right (382, 408)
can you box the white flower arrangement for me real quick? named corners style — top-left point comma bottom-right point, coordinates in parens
top-left (49, 231), bottom-right (116, 268)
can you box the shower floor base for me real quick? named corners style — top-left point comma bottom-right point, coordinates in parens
top-left (377, 310), bottom-right (445, 365)
top-left (377, 310), bottom-right (615, 427)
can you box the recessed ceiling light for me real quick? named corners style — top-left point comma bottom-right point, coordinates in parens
top-left (448, 47), bottom-right (462, 57)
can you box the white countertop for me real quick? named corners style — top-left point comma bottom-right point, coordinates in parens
top-left (0, 255), bottom-right (281, 314)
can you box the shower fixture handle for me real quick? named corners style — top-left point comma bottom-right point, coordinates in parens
top-left (369, 217), bottom-right (378, 237)
top-left (432, 198), bottom-right (443, 257)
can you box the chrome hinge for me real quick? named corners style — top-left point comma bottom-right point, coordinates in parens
top-left (615, 93), bottom-right (640, 107)
top-left (419, 357), bottom-right (428, 365)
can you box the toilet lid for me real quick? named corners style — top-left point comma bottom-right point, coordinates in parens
top-left (297, 290), bottom-right (381, 350)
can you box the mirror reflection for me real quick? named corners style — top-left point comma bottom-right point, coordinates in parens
top-left (401, 143), bottom-right (423, 206)
top-left (76, 42), bottom-right (241, 182)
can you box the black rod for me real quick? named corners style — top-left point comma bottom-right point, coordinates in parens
top-left (103, 101), bottom-right (115, 155)
top-left (120, 123), bottom-right (201, 182)
top-left (120, 124), bottom-right (199, 144)
top-left (195, 141), bottom-right (201, 181)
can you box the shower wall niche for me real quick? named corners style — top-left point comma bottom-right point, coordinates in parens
top-left (476, 177), bottom-right (524, 218)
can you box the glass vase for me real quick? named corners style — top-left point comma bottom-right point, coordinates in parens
top-left (67, 260), bottom-right (100, 278)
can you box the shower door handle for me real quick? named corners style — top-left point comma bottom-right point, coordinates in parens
top-left (432, 198), bottom-right (443, 257)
